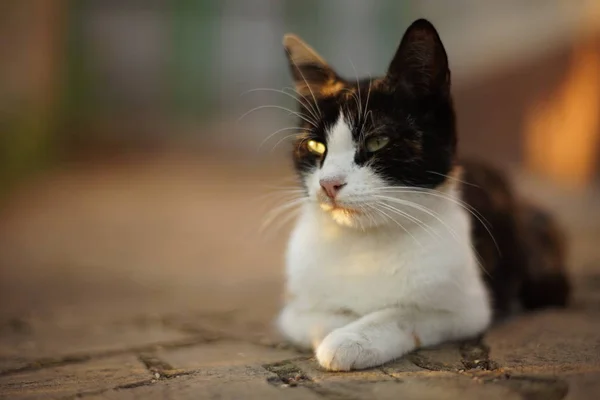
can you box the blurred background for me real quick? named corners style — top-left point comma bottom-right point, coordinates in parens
top-left (1, 0), bottom-right (600, 362)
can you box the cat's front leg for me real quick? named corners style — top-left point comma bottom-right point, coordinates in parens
top-left (316, 307), bottom-right (490, 371)
top-left (277, 306), bottom-right (357, 350)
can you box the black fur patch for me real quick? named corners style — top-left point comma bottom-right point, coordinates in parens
top-left (461, 160), bottom-right (570, 317)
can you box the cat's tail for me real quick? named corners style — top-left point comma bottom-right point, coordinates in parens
top-left (517, 203), bottom-right (571, 310)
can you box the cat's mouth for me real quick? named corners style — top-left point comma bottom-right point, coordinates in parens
top-left (319, 202), bottom-right (362, 215)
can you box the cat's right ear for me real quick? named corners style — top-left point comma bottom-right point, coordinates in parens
top-left (283, 34), bottom-right (343, 97)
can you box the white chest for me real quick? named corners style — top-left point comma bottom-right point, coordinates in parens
top-left (285, 205), bottom-right (481, 315)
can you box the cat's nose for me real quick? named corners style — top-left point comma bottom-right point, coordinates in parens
top-left (320, 178), bottom-right (347, 199)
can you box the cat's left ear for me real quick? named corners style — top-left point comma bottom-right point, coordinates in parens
top-left (384, 19), bottom-right (450, 98)
top-left (283, 34), bottom-right (343, 97)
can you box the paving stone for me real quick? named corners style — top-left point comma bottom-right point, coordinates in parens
top-left (287, 354), bottom-right (567, 400)
top-left (291, 357), bottom-right (393, 383)
top-left (84, 365), bottom-right (321, 400)
top-left (0, 355), bottom-right (150, 399)
top-left (486, 310), bottom-right (600, 374)
top-left (275, 362), bottom-right (519, 400)
top-left (406, 343), bottom-right (466, 372)
top-left (352, 375), bottom-right (521, 400)
top-left (0, 320), bottom-right (195, 374)
top-left (260, 357), bottom-right (395, 399)
top-left (381, 356), bottom-right (426, 376)
top-left (381, 339), bottom-right (496, 379)
top-left (162, 310), bottom-right (281, 344)
top-left (157, 340), bottom-right (301, 370)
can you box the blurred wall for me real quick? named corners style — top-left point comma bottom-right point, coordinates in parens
top-left (1, 0), bottom-right (600, 191)
top-left (0, 1), bottom-right (65, 192)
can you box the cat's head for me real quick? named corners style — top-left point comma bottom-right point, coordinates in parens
top-left (284, 19), bottom-right (457, 229)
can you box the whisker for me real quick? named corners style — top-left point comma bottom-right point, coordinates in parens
top-left (261, 206), bottom-right (303, 241)
top-left (295, 136), bottom-right (311, 153)
top-left (270, 133), bottom-right (303, 152)
top-left (249, 193), bottom-right (304, 215)
top-left (257, 126), bottom-right (305, 152)
top-left (340, 88), bottom-right (361, 122)
top-left (348, 58), bottom-right (363, 123)
top-left (375, 186), bottom-right (490, 227)
top-left (250, 179), bottom-right (302, 196)
top-left (283, 86), bottom-right (321, 121)
top-left (373, 195), bottom-right (460, 240)
top-left (251, 188), bottom-right (305, 203)
top-left (240, 87), bottom-right (320, 123)
top-left (370, 203), bottom-right (422, 248)
top-left (372, 194), bottom-right (492, 278)
top-left (238, 105), bottom-right (317, 128)
top-left (259, 197), bottom-right (307, 234)
top-left (362, 110), bottom-right (373, 143)
top-left (374, 186), bottom-right (499, 254)
top-left (427, 171), bottom-right (480, 188)
top-left (375, 201), bottom-right (441, 241)
top-left (358, 204), bottom-right (378, 229)
top-left (285, 48), bottom-right (323, 118)
top-left (360, 74), bottom-right (373, 142)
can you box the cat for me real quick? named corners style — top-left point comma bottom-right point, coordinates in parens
top-left (275, 18), bottom-right (570, 371)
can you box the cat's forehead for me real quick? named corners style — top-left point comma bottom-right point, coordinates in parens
top-left (306, 78), bottom-right (396, 133)
top-left (322, 78), bottom-right (385, 105)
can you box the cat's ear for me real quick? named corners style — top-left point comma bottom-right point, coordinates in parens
top-left (385, 19), bottom-right (450, 97)
top-left (283, 34), bottom-right (343, 97)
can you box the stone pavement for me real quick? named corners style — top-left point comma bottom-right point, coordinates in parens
top-left (0, 153), bottom-right (599, 399)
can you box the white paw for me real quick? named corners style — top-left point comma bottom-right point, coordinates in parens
top-left (316, 330), bottom-right (383, 371)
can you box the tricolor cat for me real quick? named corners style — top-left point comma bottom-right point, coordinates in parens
top-left (276, 19), bottom-right (569, 371)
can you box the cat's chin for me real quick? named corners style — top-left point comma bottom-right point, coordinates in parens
top-left (319, 203), bottom-right (383, 230)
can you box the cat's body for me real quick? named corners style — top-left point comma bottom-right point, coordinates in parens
top-left (275, 19), bottom-right (569, 371)
top-left (280, 166), bottom-right (492, 371)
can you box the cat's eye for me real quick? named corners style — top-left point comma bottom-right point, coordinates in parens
top-left (365, 136), bottom-right (390, 152)
top-left (307, 140), bottom-right (326, 155)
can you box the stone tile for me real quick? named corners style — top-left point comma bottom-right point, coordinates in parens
top-left (486, 310), bottom-right (600, 374)
top-left (291, 357), bottom-right (393, 383)
top-left (0, 355), bottom-right (150, 399)
top-left (162, 310), bottom-right (282, 344)
top-left (274, 361), bottom-right (519, 400)
top-left (382, 339), bottom-right (496, 379)
top-left (85, 365), bottom-right (321, 400)
top-left (157, 340), bottom-right (301, 370)
top-left (380, 356), bottom-right (427, 377)
top-left (285, 358), bottom-right (398, 400)
top-left (283, 354), bottom-right (566, 400)
top-left (0, 320), bottom-right (195, 373)
top-left (356, 376), bottom-right (521, 400)
top-left (406, 343), bottom-right (466, 372)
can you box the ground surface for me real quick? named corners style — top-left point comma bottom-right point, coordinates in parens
top-left (0, 153), bottom-right (599, 399)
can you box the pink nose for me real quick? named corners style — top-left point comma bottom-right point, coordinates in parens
top-left (320, 178), bottom-right (347, 199)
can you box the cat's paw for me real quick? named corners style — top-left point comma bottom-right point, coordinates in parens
top-left (316, 330), bottom-right (383, 371)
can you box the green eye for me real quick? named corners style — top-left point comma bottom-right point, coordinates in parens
top-left (307, 140), bottom-right (326, 155)
top-left (365, 136), bottom-right (390, 152)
